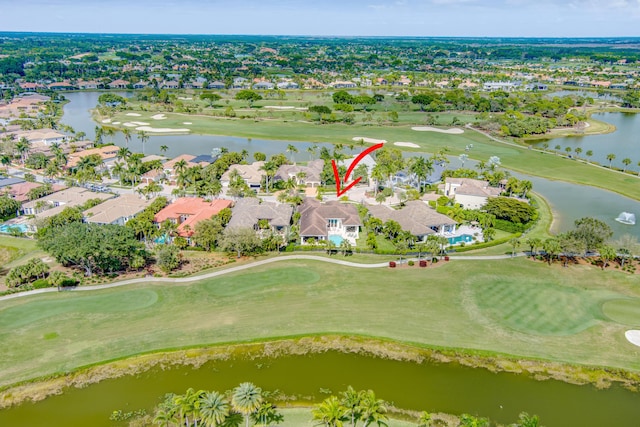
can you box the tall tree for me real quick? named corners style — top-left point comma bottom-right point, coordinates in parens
top-left (231, 382), bottom-right (263, 427)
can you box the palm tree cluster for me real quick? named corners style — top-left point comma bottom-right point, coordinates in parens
top-left (152, 382), bottom-right (281, 427)
top-left (312, 386), bottom-right (388, 427)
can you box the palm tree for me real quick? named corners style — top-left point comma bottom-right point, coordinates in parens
top-left (259, 161), bottom-right (278, 193)
top-left (543, 238), bottom-right (561, 265)
top-left (121, 127), bottom-right (132, 148)
top-left (340, 386), bottom-right (362, 427)
top-left (286, 144), bottom-right (298, 163)
top-left (358, 390), bottom-right (387, 427)
top-left (16, 137), bottom-right (30, 166)
top-left (574, 147), bottom-right (582, 159)
top-left (200, 391), bottom-right (229, 427)
top-left (417, 411), bottom-right (431, 427)
top-left (622, 157), bottom-right (632, 172)
top-left (598, 244), bottom-right (617, 270)
top-left (312, 395), bottom-right (347, 427)
top-left (94, 125), bottom-right (104, 144)
top-left (509, 238), bottom-right (521, 257)
top-left (104, 126), bottom-right (116, 144)
top-left (606, 153), bottom-right (616, 168)
top-left (585, 150), bottom-right (593, 162)
top-left (231, 382), bottom-right (263, 427)
top-left (458, 153), bottom-right (468, 168)
top-left (117, 147), bottom-right (131, 162)
top-left (408, 156), bottom-right (433, 193)
top-left (173, 388), bottom-right (205, 427)
top-left (515, 412), bottom-right (540, 427)
top-left (138, 130), bottom-right (149, 155)
top-left (160, 144), bottom-right (169, 154)
top-left (307, 144), bottom-right (318, 160)
top-left (112, 161), bottom-right (127, 184)
top-left (525, 237), bottom-right (542, 258)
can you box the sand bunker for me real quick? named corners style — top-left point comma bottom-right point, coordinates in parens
top-left (352, 137), bottom-right (387, 144)
top-left (124, 122), bottom-right (150, 127)
top-left (182, 122), bottom-right (193, 125)
top-left (151, 114), bottom-right (167, 120)
top-left (264, 106), bottom-right (307, 110)
top-left (625, 330), bottom-right (640, 347)
top-left (394, 142), bottom-right (420, 148)
top-left (411, 126), bottom-right (464, 134)
top-left (112, 121), bottom-right (121, 125)
top-left (135, 126), bottom-right (190, 133)
top-left (101, 118), bottom-right (111, 123)
top-left (126, 113), bottom-right (141, 117)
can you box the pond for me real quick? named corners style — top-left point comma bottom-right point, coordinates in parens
top-left (0, 350), bottom-right (638, 427)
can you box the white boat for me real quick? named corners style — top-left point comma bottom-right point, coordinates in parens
top-left (615, 212), bottom-right (636, 225)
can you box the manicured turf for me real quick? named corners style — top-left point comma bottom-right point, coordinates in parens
top-left (601, 299), bottom-right (640, 326)
top-left (0, 258), bottom-right (639, 388)
top-left (473, 279), bottom-right (602, 335)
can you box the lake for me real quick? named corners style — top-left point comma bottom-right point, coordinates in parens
top-left (533, 112), bottom-right (640, 171)
top-left (0, 350), bottom-right (638, 427)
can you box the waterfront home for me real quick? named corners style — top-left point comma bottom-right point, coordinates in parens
top-left (227, 198), bottom-right (293, 238)
top-left (298, 198), bottom-right (361, 245)
top-left (220, 161), bottom-right (265, 190)
top-left (274, 159), bottom-right (323, 187)
top-left (154, 197), bottom-right (233, 238)
top-left (367, 201), bottom-right (457, 242)
top-left (83, 193), bottom-right (153, 226)
top-left (108, 79), bottom-right (130, 89)
top-left (67, 145), bottom-right (119, 169)
top-left (441, 178), bottom-right (502, 210)
top-left (162, 154), bottom-right (212, 185)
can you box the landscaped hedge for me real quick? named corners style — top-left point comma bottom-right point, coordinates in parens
top-left (452, 233), bottom-right (521, 252)
top-left (494, 219), bottom-right (529, 233)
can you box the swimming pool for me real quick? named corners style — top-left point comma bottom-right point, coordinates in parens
top-left (328, 234), bottom-right (344, 245)
top-left (0, 223), bottom-right (29, 234)
top-left (448, 234), bottom-right (474, 245)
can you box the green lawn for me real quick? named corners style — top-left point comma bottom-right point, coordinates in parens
top-left (0, 236), bottom-right (45, 287)
top-left (0, 258), bottom-right (638, 389)
top-left (277, 407), bottom-right (418, 427)
top-left (106, 109), bottom-right (640, 201)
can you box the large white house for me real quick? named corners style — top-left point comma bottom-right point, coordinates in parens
top-left (441, 178), bottom-right (502, 210)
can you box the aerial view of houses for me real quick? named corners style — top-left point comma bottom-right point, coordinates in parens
top-left (0, 6), bottom-right (640, 426)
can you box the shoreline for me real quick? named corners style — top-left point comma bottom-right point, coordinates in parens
top-left (1, 335), bottom-right (639, 410)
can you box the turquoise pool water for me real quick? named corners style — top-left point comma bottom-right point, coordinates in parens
top-left (0, 223), bottom-right (28, 234)
top-left (448, 234), bottom-right (474, 245)
top-left (328, 234), bottom-right (344, 245)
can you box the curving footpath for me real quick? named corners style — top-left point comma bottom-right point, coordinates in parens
top-left (0, 253), bottom-right (525, 302)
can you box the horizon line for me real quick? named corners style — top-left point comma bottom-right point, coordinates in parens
top-left (2, 31), bottom-right (640, 40)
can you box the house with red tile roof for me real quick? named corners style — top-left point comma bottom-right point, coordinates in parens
top-left (154, 197), bottom-right (233, 238)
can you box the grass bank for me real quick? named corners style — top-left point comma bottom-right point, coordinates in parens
top-left (2, 335), bottom-right (639, 410)
top-left (1, 258), bottom-right (640, 391)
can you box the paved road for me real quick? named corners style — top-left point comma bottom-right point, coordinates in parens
top-left (0, 253), bottom-right (527, 302)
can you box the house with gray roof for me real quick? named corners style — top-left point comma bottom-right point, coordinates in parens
top-left (274, 159), bottom-right (323, 187)
top-left (83, 194), bottom-right (153, 226)
top-left (441, 178), bottom-right (502, 210)
top-left (298, 198), bottom-right (362, 245)
top-left (367, 200), bottom-right (457, 242)
top-left (228, 198), bottom-right (293, 238)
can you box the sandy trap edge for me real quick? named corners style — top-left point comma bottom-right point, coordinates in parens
top-left (625, 330), bottom-right (640, 347)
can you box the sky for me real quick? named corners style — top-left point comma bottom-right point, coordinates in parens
top-left (1, 0), bottom-right (640, 37)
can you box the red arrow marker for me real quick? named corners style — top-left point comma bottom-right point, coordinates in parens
top-left (332, 142), bottom-right (384, 197)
